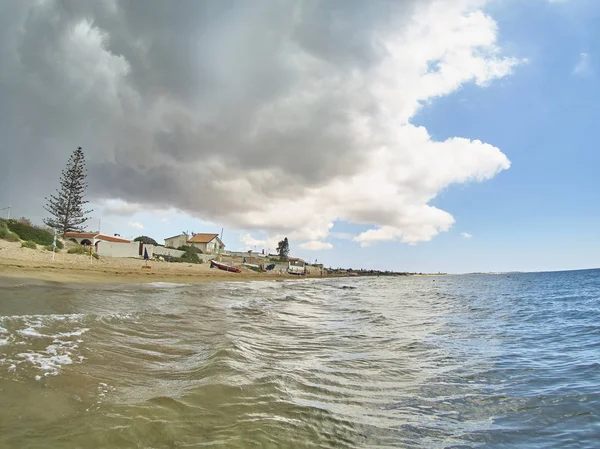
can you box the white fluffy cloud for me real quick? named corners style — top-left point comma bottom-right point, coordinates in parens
top-left (573, 52), bottom-right (592, 76)
top-left (128, 221), bottom-right (144, 230)
top-left (299, 241), bottom-right (334, 251)
top-left (461, 232), bottom-right (473, 239)
top-left (227, 2), bottom-right (515, 247)
top-left (0, 1), bottom-right (517, 250)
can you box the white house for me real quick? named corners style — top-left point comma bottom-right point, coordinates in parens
top-left (187, 233), bottom-right (225, 254)
top-left (164, 233), bottom-right (189, 249)
top-left (163, 232), bottom-right (225, 254)
top-left (65, 232), bottom-right (131, 250)
top-left (64, 232), bottom-right (152, 258)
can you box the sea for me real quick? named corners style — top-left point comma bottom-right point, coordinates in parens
top-left (0, 269), bottom-right (599, 448)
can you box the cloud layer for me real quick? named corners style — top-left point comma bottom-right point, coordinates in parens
top-left (0, 0), bottom-right (515, 248)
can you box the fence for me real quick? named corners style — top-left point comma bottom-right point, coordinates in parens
top-left (153, 246), bottom-right (186, 259)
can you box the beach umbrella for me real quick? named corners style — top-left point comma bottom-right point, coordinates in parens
top-left (144, 247), bottom-right (149, 267)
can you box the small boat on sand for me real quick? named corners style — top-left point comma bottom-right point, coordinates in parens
top-left (210, 260), bottom-right (241, 273)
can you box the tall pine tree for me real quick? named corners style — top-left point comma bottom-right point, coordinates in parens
top-left (44, 147), bottom-right (92, 235)
top-left (277, 237), bottom-right (290, 260)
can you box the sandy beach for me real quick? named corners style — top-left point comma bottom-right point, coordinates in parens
top-left (0, 240), bottom-right (325, 284)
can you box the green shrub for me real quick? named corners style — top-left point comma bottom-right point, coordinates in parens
top-left (55, 240), bottom-right (64, 249)
top-left (67, 245), bottom-right (99, 259)
top-left (68, 246), bottom-right (89, 255)
top-left (177, 245), bottom-right (202, 254)
top-left (0, 226), bottom-right (20, 242)
top-left (6, 220), bottom-right (53, 246)
top-left (44, 245), bottom-right (60, 252)
top-left (134, 235), bottom-right (158, 245)
top-left (21, 240), bottom-right (37, 249)
top-left (170, 250), bottom-right (202, 264)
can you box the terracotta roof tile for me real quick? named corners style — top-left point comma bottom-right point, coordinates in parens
top-left (64, 232), bottom-right (131, 243)
top-left (187, 233), bottom-right (219, 244)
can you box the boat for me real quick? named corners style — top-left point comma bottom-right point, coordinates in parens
top-left (287, 265), bottom-right (306, 276)
top-left (210, 260), bottom-right (241, 273)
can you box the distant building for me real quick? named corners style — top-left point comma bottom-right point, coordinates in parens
top-left (164, 233), bottom-right (189, 249)
top-left (65, 232), bottom-right (131, 252)
top-left (163, 232), bottom-right (225, 254)
top-left (187, 233), bottom-right (225, 254)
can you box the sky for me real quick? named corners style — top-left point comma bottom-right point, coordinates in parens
top-left (1, 0), bottom-right (599, 273)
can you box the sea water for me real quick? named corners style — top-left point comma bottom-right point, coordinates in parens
top-left (0, 270), bottom-right (599, 448)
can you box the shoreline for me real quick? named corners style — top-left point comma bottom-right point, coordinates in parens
top-left (0, 259), bottom-right (331, 285)
top-left (0, 239), bottom-right (332, 285)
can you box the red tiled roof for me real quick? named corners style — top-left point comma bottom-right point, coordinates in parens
top-left (187, 233), bottom-right (219, 244)
top-left (64, 232), bottom-right (131, 243)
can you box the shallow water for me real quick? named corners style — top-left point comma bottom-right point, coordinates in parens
top-left (0, 270), bottom-right (599, 448)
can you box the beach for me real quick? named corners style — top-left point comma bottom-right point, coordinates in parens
top-left (0, 240), bottom-right (322, 284)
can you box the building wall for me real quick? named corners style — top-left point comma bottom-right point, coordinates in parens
top-left (189, 240), bottom-right (224, 254)
top-left (153, 246), bottom-right (186, 259)
top-left (190, 242), bottom-right (208, 253)
top-left (96, 241), bottom-right (154, 258)
top-left (164, 235), bottom-right (188, 249)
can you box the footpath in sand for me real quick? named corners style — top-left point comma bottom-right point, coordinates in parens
top-left (0, 240), bottom-right (324, 284)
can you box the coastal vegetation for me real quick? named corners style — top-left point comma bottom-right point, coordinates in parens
top-left (0, 218), bottom-right (64, 248)
top-left (177, 245), bottom-right (202, 254)
top-left (0, 222), bottom-right (20, 242)
top-left (276, 237), bottom-right (290, 260)
top-left (43, 147), bottom-right (92, 235)
top-left (20, 240), bottom-right (37, 249)
top-left (67, 245), bottom-right (99, 259)
top-left (134, 236), bottom-right (158, 245)
top-left (171, 246), bottom-right (202, 264)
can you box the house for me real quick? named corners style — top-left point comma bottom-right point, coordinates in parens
top-left (187, 233), bottom-right (225, 254)
top-left (65, 232), bottom-right (130, 250)
top-left (164, 233), bottom-right (189, 249)
top-left (65, 232), bottom-right (158, 259)
top-left (163, 232), bottom-right (225, 254)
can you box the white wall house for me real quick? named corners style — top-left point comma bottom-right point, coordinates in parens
top-left (163, 232), bottom-right (225, 254)
top-left (164, 233), bottom-right (189, 249)
top-left (187, 233), bottom-right (225, 254)
top-left (65, 232), bottom-right (131, 251)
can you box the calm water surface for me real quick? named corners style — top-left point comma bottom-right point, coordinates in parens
top-left (1, 270), bottom-right (599, 448)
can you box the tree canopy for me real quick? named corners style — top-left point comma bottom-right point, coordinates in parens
top-left (277, 237), bottom-right (290, 260)
top-left (43, 147), bottom-right (92, 235)
top-left (134, 235), bottom-right (158, 245)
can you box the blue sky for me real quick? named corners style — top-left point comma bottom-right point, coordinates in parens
top-left (2, 0), bottom-right (599, 273)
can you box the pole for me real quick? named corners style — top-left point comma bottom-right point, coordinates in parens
top-left (98, 218), bottom-right (101, 234)
top-left (0, 206), bottom-right (10, 220)
top-left (52, 230), bottom-right (57, 262)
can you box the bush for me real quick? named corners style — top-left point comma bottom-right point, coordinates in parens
top-left (134, 235), bottom-right (159, 245)
top-left (170, 250), bottom-right (202, 264)
top-left (21, 240), bottom-right (37, 249)
top-left (68, 246), bottom-right (89, 255)
top-left (177, 245), bottom-right (202, 254)
top-left (67, 245), bottom-right (99, 259)
top-left (0, 226), bottom-right (20, 242)
top-left (44, 245), bottom-right (60, 252)
top-left (6, 220), bottom-right (53, 246)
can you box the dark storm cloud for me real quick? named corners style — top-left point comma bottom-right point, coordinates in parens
top-left (0, 0), bottom-right (412, 224)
